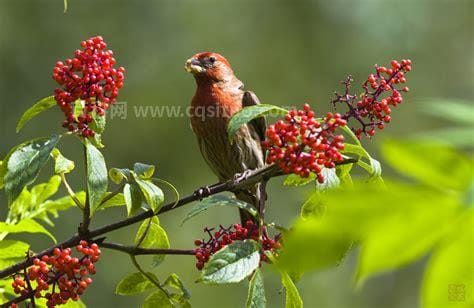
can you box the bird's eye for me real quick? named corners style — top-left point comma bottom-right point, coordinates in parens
top-left (209, 56), bottom-right (216, 64)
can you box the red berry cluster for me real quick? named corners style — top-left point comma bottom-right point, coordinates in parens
top-left (11, 241), bottom-right (100, 307)
top-left (262, 104), bottom-right (346, 182)
top-left (332, 59), bottom-right (412, 139)
top-left (52, 36), bottom-right (125, 137)
top-left (193, 220), bottom-right (281, 270)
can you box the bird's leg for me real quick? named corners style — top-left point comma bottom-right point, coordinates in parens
top-left (193, 186), bottom-right (212, 201)
top-left (233, 169), bottom-right (253, 183)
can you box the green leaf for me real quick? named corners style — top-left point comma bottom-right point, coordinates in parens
top-left (278, 216), bottom-right (352, 274)
top-left (16, 96), bottom-right (57, 133)
top-left (316, 168), bottom-right (340, 191)
top-left (415, 127), bottom-right (474, 148)
top-left (420, 99), bottom-right (474, 125)
top-left (355, 196), bottom-right (460, 285)
top-left (0, 219), bottom-right (56, 243)
top-left (115, 272), bottom-right (157, 295)
top-left (200, 240), bottom-right (260, 284)
top-left (61, 299), bottom-right (86, 308)
top-left (30, 175), bottom-right (61, 205)
top-left (85, 141), bottom-right (108, 216)
top-left (164, 273), bottom-right (191, 299)
top-left (381, 140), bottom-right (472, 191)
top-left (99, 192), bottom-right (126, 210)
top-left (300, 191), bottom-right (326, 218)
top-left (422, 210), bottom-right (474, 308)
top-left (63, 0), bottom-right (68, 13)
top-left (135, 216), bottom-right (170, 264)
top-left (227, 104), bottom-right (288, 140)
top-left (3, 135), bottom-right (60, 203)
top-left (51, 148), bottom-right (75, 174)
top-left (0, 240), bottom-right (30, 259)
top-left (182, 195), bottom-right (258, 225)
top-left (89, 111), bottom-right (106, 134)
top-left (283, 173), bottom-right (316, 187)
top-left (281, 271), bottom-right (303, 308)
top-left (134, 163), bottom-right (155, 179)
top-left (124, 183), bottom-right (143, 216)
top-left (109, 168), bottom-right (131, 184)
top-left (135, 178), bottom-right (164, 212)
top-left (246, 269), bottom-right (266, 308)
top-left (143, 289), bottom-right (173, 308)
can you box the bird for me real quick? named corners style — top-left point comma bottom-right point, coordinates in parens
top-left (185, 52), bottom-right (266, 224)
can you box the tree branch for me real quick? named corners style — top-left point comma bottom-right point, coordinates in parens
top-left (101, 242), bottom-right (195, 256)
top-left (0, 160), bottom-right (355, 281)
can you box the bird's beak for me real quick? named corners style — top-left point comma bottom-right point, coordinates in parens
top-left (185, 58), bottom-right (204, 74)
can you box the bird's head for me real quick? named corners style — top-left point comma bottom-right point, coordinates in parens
top-left (185, 52), bottom-right (234, 83)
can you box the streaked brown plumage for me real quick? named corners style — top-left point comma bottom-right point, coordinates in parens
top-left (185, 52), bottom-right (265, 223)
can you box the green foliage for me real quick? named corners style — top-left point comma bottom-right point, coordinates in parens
top-left (280, 271), bottom-right (303, 308)
top-left (0, 219), bottom-right (56, 243)
top-left (182, 195), bottom-right (258, 225)
top-left (135, 216), bottom-right (170, 264)
top-left (200, 240), bottom-right (260, 284)
top-left (422, 210), bottom-right (473, 308)
top-left (16, 96), bottom-right (57, 133)
top-left (51, 148), bottom-right (75, 174)
top-left (85, 140), bottom-right (108, 216)
top-left (2, 135), bottom-right (60, 203)
top-left (227, 104), bottom-right (288, 141)
top-left (381, 140), bottom-right (472, 191)
top-left (124, 183), bottom-right (144, 216)
top-left (0, 240), bottom-right (30, 269)
top-left (143, 289), bottom-right (173, 308)
top-left (246, 269), bottom-right (266, 308)
top-left (135, 178), bottom-right (164, 213)
top-left (115, 272), bottom-right (157, 295)
top-left (134, 163), bottom-right (156, 179)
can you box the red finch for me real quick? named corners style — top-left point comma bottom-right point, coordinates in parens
top-left (185, 52), bottom-right (266, 223)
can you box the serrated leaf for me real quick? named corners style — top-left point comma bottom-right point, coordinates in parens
top-left (227, 104), bottom-right (288, 141)
top-left (115, 272), bottom-right (157, 295)
top-left (135, 216), bottom-right (170, 264)
top-left (124, 183), bottom-right (143, 216)
top-left (281, 271), bottom-right (303, 308)
top-left (0, 240), bottom-right (30, 259)
top-left (182, 195), bottom-right (258, 225)
top-left (246, 269), bottom-right (266, 308)
top-left (135, 178), bottom-right (164, 212)
top-left (283, 173), bottom-right (316, 187)
top-left (134, 163), bottom-right (155, 179)
top-left (109, 168), bottom-right (131, 184)
top-left (0, 219), bottom-right (56, 243)
top-left (85, 141), bottom-right (108, 216)
top-left (16, 96), bottom-right (57, 133)
top-left (51, 148), bottom-right (75, 174)
top-left (143, 289), bottom-right (173, 308)
top-left (200, 240), bottom-right (260, 284)
top-left (3, 135), bottom-right (60, 204)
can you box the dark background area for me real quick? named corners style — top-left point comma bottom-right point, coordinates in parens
top-left (0, 1), bottom-right (472, 307)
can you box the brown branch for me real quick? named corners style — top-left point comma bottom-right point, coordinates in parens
top-left (101, 242), bottom-right (195, 256)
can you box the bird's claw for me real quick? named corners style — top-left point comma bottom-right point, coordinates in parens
top-left (233, 170), bottom-right (253, 183)
top-left (194, 186), bottom-right (212, 201)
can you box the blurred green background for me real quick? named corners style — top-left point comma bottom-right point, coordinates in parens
top-left (0, 0), bottom-right (472, 307)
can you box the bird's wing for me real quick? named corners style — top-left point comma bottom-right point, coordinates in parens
top-left (242, 91), bottom-right (266, 144)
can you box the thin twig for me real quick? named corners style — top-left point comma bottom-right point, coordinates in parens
top-left (101, 242), bottom-right (195, 256)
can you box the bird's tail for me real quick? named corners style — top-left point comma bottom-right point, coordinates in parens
top-left (235, 183), bottom-right (265, 225)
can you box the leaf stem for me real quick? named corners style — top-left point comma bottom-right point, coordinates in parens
top-left (60, 173), bottom-right (84, 210)
top-left (101, 242), bottom-right (195, 256)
